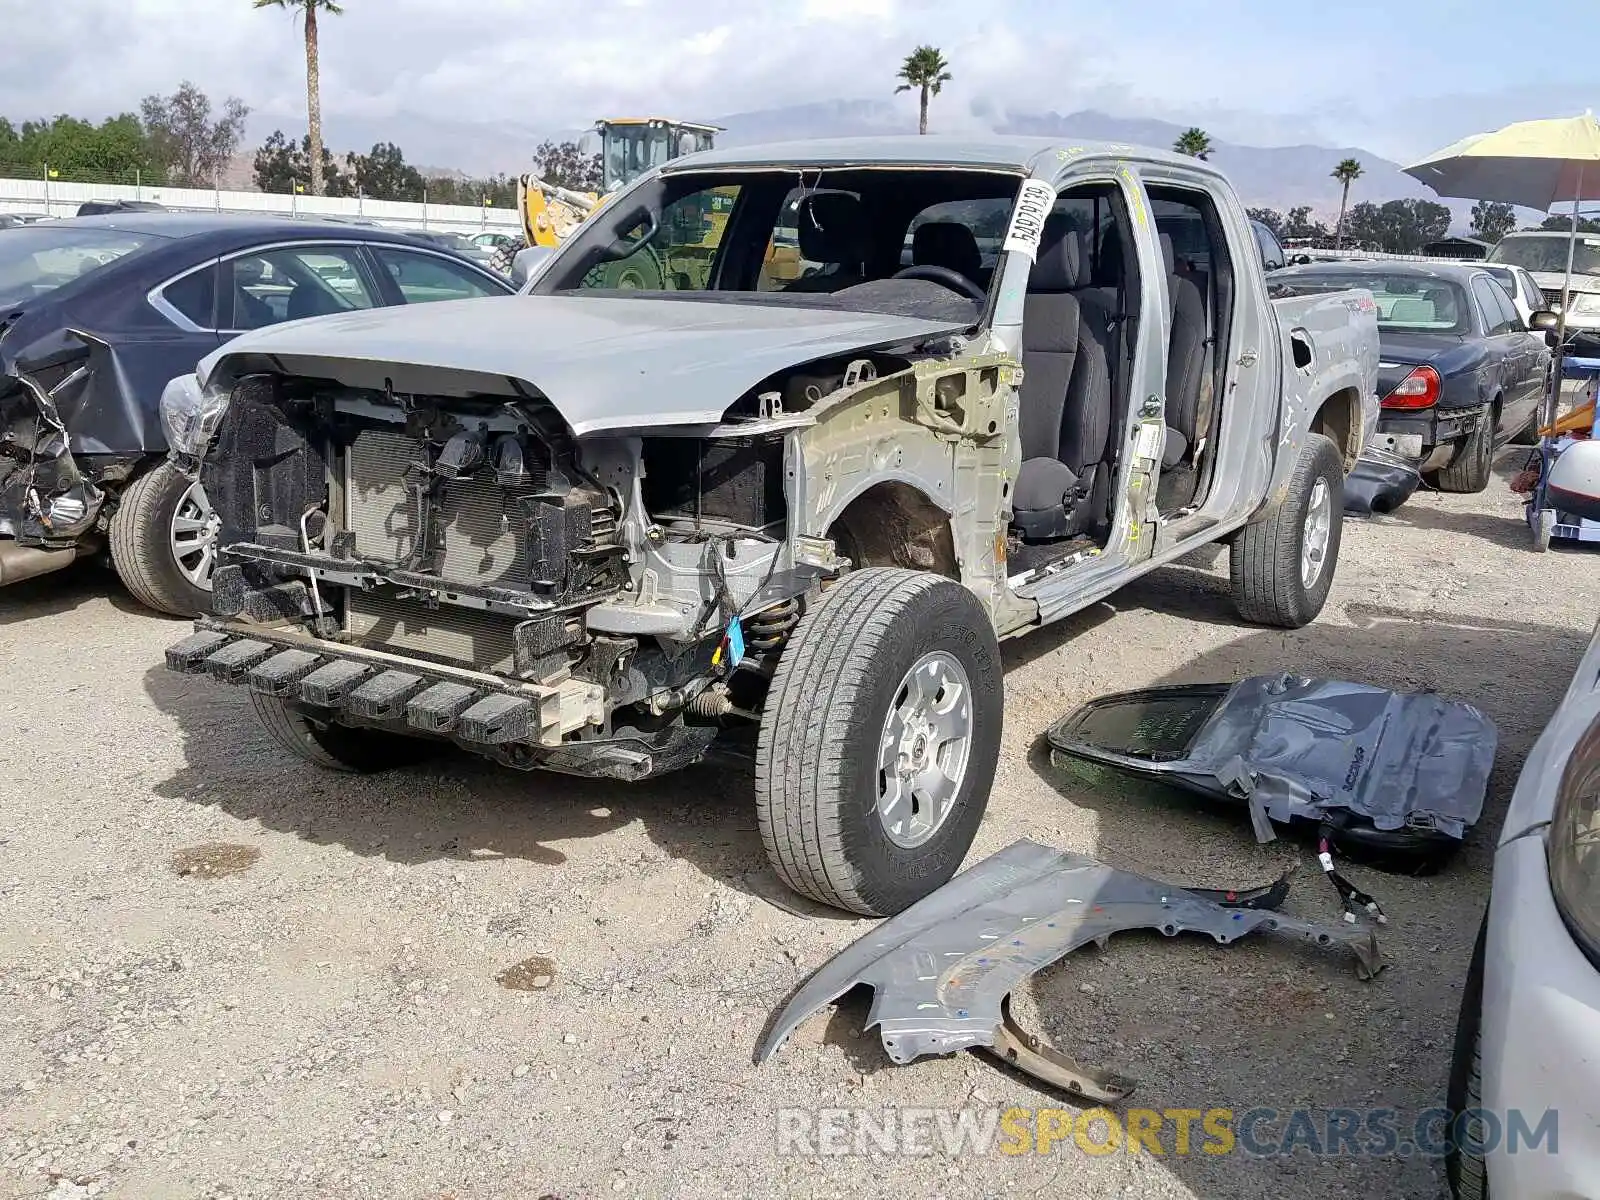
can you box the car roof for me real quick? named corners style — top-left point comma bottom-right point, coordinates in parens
top-left (668, 134), bottom-right (1207, 176)
top-left (50, 212), bottom-right (433, 243)
top-left (1275, 259), bottom-right (1486, 284)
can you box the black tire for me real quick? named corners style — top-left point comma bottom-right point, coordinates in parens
top-left (250, 694), bottom-right (437, 773)
top-left (1229, 432), bottom-right (1343, 629)
top-left (1510, 406), bottom-right (1541, 446)
top-left (1433, 407), bottom-right (1496, 493)
top-left (755, 568), bottom-right (1003, 916)
top-left (1446, 917), bottom-right (1491, 1200)
top-left (110, 462), bottom-right (212, 617)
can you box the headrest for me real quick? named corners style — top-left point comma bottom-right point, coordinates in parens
top-left (797, 193), bottom-right (867, 267)
top-left (1030, 215), bottom-right (1081, 291)
top-left (913, 221), bottom-right (983, 282)
top-left (1160, 231), bottom-right (1176, 277)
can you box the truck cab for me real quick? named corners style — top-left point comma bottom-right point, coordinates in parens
top-left (162, 137), bottom-right (1379, 918)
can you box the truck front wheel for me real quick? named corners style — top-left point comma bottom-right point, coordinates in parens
top-left (755, 568), bottom-right (1003, 916)
top-left (1229, 431), bottom-right (1343, 628)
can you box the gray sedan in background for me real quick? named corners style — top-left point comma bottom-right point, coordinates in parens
top-left (1450, 613), bottom-right (1600, 1198)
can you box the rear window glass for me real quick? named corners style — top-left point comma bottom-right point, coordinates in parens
top-left (1286, 272), bottom-right (1471, 334)
top-left (159, 265), bottom-right (218, 328)
top-left (904, 199), bottom-right (1011, 269)
top-left (0, 226), bottom-right (153, 307)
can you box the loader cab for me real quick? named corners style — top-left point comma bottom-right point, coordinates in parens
top-left (597, 118), bottom-right (721, 193)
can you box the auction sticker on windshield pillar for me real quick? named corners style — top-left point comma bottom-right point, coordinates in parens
top-left (1002, 179), bottom-right (1058, 262)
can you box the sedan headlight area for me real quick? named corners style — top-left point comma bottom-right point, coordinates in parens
top-left (160, 373), bottom-right (229, 468)
top-left (1548, 714), bottom-right (1600, 967)
top-left (1570, 292), bottom-right (1600, 315)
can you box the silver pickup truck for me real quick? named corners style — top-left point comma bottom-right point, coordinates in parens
top-left (160, 136), bottom-right (1379, 916)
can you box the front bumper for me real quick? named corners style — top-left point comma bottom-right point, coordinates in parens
top-left (166, 619), bottom-right (604, 752)
top-left (1481, 834), bottom-right (1600, 1196)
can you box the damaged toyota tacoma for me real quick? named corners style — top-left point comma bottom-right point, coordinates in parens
top-left (162, 137), bottom-right (1379, 915)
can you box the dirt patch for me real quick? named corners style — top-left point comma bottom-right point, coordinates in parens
top-left (169, 842), bottom-right (261, 878)
top-left (495, 955), bottom-right (557, 992)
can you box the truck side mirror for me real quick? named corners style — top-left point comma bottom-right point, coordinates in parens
top-left (1529, 309), bottom-right (1561, 332)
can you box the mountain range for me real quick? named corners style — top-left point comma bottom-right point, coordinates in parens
top-left (253, 98), bottom-right (1469, 225)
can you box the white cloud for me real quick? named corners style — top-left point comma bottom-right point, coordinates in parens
top-left (3, 0), bottom-right (1593, 173)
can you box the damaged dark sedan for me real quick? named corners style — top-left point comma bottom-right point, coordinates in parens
top-left (0, 214), bottom-right (512, 614)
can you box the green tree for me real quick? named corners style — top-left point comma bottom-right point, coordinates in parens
top-left (1537, 213), bottom-right (1600, 234)
top-left (252, 129), bottom-right (350, 196)
top-left (254, 0), bottom-right (343, 196)
top-left (895, 45), bottom-right (952, 136)
top-left (1173, 128), bottom-right (1213, 160)
top-left (1331, 158), bottom-right (1362, 248)
top-left (1283, 205), bottom-right (1329, 242)
top-left (1246, 207), bottom-right (1286, 238)
top-left (352, 141), bottom-right (424, 200)
top-left (0, 113), bottom-right (160, 183)
top-left (1344, 198), bottom-right (1451, 253)
top-left (1469, 201), bottom-right (1517, 244)
top-left (141, 81), bottom-right (250, 186)
top-left (533, 140), bottom-right (601, 191)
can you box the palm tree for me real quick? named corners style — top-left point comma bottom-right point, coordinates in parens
top-left (1331, 157), bottom-right (1363, 249)
top-left (895, 46), bottom-right (952, 135)
top-left (255, 0), bottom-right (343, 197)
top-left (1173, 128), bottom-right (1213, 160)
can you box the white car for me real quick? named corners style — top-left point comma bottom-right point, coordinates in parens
top-left (1450, 601), bottom-right (1600, 1198)
top-left (1481, 263), bottom-right (1548, 331)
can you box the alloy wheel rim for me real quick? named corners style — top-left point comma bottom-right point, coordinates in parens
top-left (876, 650), bottom-right (974, 849)
top-left (1301, 477), bottom-right (1332, 590)
top-left (170, 480), bottom-right (220, 590)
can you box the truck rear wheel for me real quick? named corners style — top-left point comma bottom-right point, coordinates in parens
top-left (755, 568), bottom-right (1003, 916)
top-left (1229, 432), bottom-right (1343, 628)
top-left (250, 694), bottom-right (436, 773)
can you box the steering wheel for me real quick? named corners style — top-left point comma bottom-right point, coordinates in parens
top-left (891, 264), bottom-right (987, 304)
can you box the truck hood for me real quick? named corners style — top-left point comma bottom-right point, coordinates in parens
top-left (196, 294), bottom-right (971, 437)
top-left (1527, 270), bottom-right (1600, 297)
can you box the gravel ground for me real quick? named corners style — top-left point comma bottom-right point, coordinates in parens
top-left (2, 447), bottom-right (1595, 1200)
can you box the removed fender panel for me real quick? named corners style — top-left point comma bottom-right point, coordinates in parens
top-left (756, 839), bottom-right (1381, 1102)
top-left (1046, 675), bottom-right (1495, 857)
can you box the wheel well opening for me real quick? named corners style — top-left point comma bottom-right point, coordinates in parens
top-left (828, 482), bottom-right (958, 578)
top-left (1310, 387), bottom-right (1362, 472)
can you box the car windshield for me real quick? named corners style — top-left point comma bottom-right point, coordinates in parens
top-left (533, 165), bottom-right (1031, 323)
top-left (1489, 234), bottom-right (1600, 275)
top-left (1281, 271), bottom-right (1472, 334)
top-left (0, 225), bottom-right (155, 307)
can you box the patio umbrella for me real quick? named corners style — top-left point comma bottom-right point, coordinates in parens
top-left (1405, 112), bottom-right (1600, 424)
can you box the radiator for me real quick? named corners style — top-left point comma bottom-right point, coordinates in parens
top-left (342, 429), bottom-right (528, 671)
top-left (345, 429), bottom-right (537, 585)
top-left (345, 588), bottom-right (518, 673)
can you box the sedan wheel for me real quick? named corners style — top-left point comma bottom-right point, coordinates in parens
top-left (110, 461), bottom-right (221, 617)
top-left (169, 478), bottom-right (220, 590)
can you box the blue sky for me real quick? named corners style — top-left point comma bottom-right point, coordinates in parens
top-left (1, 0), bottom-right (1592, 171)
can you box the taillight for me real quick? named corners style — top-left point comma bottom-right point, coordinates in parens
top-left (1381, 365), bottom-right (1441, 409)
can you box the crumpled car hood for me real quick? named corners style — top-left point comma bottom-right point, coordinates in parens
top-left (196, 295), bottom-right (971, 437)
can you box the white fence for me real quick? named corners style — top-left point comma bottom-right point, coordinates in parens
top-left (0, 175), bottom-right (521, 236)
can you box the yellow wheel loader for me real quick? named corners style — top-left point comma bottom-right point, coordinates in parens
top-left (501, 117), bottom-right (801, 289)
